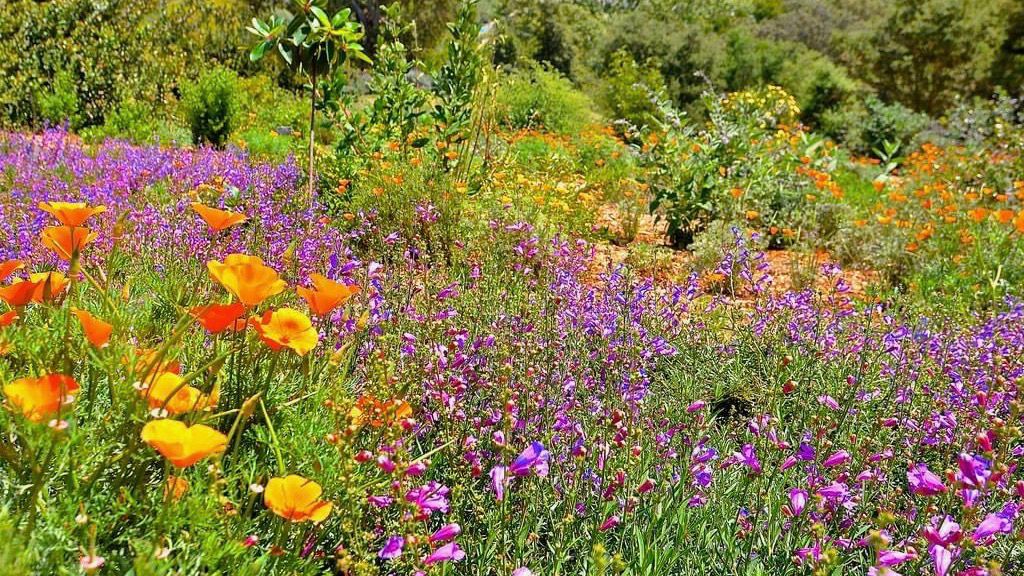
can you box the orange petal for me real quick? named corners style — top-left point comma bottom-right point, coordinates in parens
top-left (0, 260), bottom-right (24, 283)
top-left (40, 226), bottom-right (97, 261)
top-left (38, 202), bottom-right (106, 227)
top-left (72, 308), bottom-right (113, 348)
top-left (190, 302), bottom-right (247, 333)
top-left (191, 203), bottom-right (248, 232)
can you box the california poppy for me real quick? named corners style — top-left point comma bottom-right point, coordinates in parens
top-left (0, 260), bottom-right (23, 283)
top-left (264, 475), bottom-right (333, 522)
top-left (140, 372), bottom-right (209, 414)
top-left (349, 395), bottom-right (413, 428)
top-left (0, 279), bottom-right (40, 307)
top-left (207, 254), bottom-right (286, 307)
top-left (191, 203), bottom-right (248, 232)
top-left (27, 272), bottom-right (69, 303)
top-left (297, 274), bottom-right (360, 316)
top-left (38, 201), bottom-right (106, 227)
top-left (165, 475), bottom-right (190, 501)
top-left (190, 302), bottom-right (247, 333)
top-left (126, 348), bottom-right (182, 379)
top-left (251, 308), bottom-right (318, 355)
top-left (3, 374), bottom-right (79, 422)
top-left (0, 310), bottom-right (17, 327)
top-left (72, 308), bottom-right (113, 348)
top-left (140, 419), bottom-right (227, 468)
top-left (40, 226), bottom-right (97, 261)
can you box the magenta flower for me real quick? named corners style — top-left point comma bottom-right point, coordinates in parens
top-left (789, 488), bottom-right (807, 516)
top-left (972, 503), bottom-right (1017, 543)
top-left (430, 523), bottom-right (461, 543)
top-left (379, 535), bottom-right (404, 560)
top-left (510, 441), bottom-right (550, 477)
top-left (490, 465), bottom-right (507, 501)
top-left (599, 515), bottom-right (620, 532)
top-left (823, 450), bottom-right (851, 468)
top-left (908, 463), bottom-right (947, 496)
top-left (405, 482), bottom-right (450, 516)
top-left (423, 542), bottom-right (466, 565)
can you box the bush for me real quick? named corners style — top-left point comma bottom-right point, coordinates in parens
top-left (0, 0), bottom-right (257, 129)
top-left (599, 49), bottom-right (667, 130)
top-left (181, 68), bottom-right (240, 148)
top-left (494, 64), bottom-right (595, 134)
top-left (822, 96), bottom-right (931, 155)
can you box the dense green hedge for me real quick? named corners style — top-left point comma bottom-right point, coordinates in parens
top-left (0, 0), bottom-right (260, 129)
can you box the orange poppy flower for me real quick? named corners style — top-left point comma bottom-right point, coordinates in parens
top-left (165, 475), bottom-right (190, 501)
top-left (38, 202), bottom-right (106, 226)
top-left (140, 372), bottom-right (209, 414)
top-left (40, 226), bottom-right (97, 261)
top-left (3, 374), bottom-right (79, 422)
top-left (0, 310), bottom-right (17, 327)
top-left (0, 260), bottom-right (23, 283)
top-left (191, 203), bottom-right (248, 232)
top-left (263, 475), bottom-right (333, 522)
top-left (126, 348), bottom-right (182, 379)
top-left (745, 210), bottom-right (759, 220)
top-left (207, 254), bottom-right (286, 307)
top-left (297, 274), bottom-right (360, 316)
top-left (190, 302), bottom-right (247, 333)
top-left (72, 308), bottom-right (113, 348)
top-left (140, 419), bottom-right (227, 468)
top-left (348, 395), bottom-right (413, 428)
top-left (27, 272), bottom-right (69, 303)
top-left (0, 279), bottom-right (39, 307)
top-left (252, 308), bottom-right (318, 355)
top-left (967, 207), bottom-right (989, 223)
top-left (996, 209), bottom-right (1015, 225)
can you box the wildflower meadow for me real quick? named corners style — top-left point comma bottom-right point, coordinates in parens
top-left (2, 1), bottom-right (1024, 575)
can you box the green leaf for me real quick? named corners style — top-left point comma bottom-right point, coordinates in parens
top-left (249, 42), bottom-right (268, 61)
top-left (310, 6), bottom-right (331, 29)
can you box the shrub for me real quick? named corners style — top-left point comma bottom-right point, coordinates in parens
top-left (822, 96), bottom-right (932, 155)
top-left (494, 64), bottom-right (595, 134)
top-left (34, 70), bottom-right (80, 129)
top-left (181, 68), bottom-right (240, 148)
top-left (599, 49), bottom-right (667, 130)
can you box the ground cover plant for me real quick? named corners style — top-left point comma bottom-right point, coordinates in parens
top-left (2, 1), bottom-right (1024, 575)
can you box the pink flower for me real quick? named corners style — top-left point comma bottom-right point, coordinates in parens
top-left (430, 523), bottom-right (461, 543)
top-left (490, 465), bottom-right (507, 501)
top-left (79, 555), bottom-right (105, 571)
top-left (423, 542), bottom-right (466, 565)
top-left (599, 515), bottom-right (620, 532)
top-left (823, 450), bottom-right (851, 468)
top-left (789, 488), bottom-right (807, 516)
top-left (908, 464), bottom-right (947, 496)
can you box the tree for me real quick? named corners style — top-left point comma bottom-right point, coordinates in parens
top-left (248, 1), bottom-right (370, 201)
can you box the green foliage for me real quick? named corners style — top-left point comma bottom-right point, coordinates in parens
top-left (0, 0), bottom-right (259, 129)
top-left (822, 96), bottom-right (930, 155)
top-left (861, 0), bottom-right (1004, 115)
top-left (600, 50), bottom-right (667, 131)
top-left (182, 68), bottom-right (241, 148)
top-left (35, 71), bottom-right (81, 129)
top-left (367, 4), bottom-right (429, 146)
top-left (431, 0), bottom-right (485, 147)
top-left (495, 65), bottom-right (595, 134)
